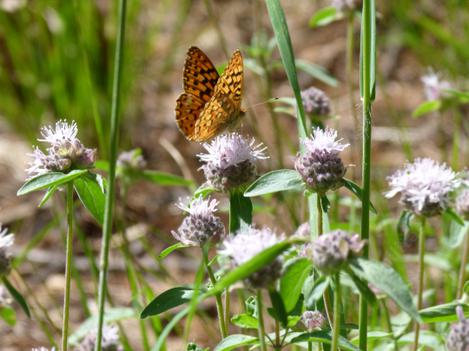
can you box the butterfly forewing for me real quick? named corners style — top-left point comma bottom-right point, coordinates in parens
top-left (175, 47), bottom-right (244, 142)
top-left (193, 50), bottom-right (244, 142)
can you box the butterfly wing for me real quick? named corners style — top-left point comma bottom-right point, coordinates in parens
top-left (193, 49), bottom-right (244, 142)
top-left (176, 47), bottom-right (220, 139)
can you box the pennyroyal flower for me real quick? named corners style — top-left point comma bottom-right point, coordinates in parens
top-left (75, 325), bottom-right (123, 351)
top-left (171, 196), bottom-right (224, 246)
top-left (456, 188), bottom-right (469, 220)
top-left (421, 72), bottom-right (451, 101)
top-left (311, 230), bottom-right (365, 275)
top-left (301, 87), bottom-right (331, 117)
top-left (386, 158), bottom-right (460, 217)
top-left (447, 306), bottom-right (469, 351)
top-left (117, 148), bottom-right (147, 171)
top-left (198, 133), bottom-right (268, 192)
top-left (27, 120), bottom-right (96, 179)
top-left (301, 310), bottom-right (325, 331)
top-left (219, 225), bottom-right (284, 288)
top-left (295, 127), bottom-right (349, 193)
top-left (332, 0), bottom-right (361, 12)
top-left (0, 225), bottom-right (14, 277)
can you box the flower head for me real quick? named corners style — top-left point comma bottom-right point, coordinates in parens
top-left (295, 128), bottom-right (348, 193)
top-left (75, 325), bottom-right (123, 351)
top-left (386, 158), bottom-right (460, 217)
top-left (27, 120), bottom-right (96, 179)
top-left (198, 133), bottom-right (268, 192)
top-left (301, 87), bottom-right (331, 117)
top-left (0, 225), bottom-right (14, 277)
top-left (219, 225), bottom-right (284, 288)
top-left (301, 310), bottom-right (325, 331)
top-left (421, 72), bottom-right (451, 101)
top-left (294, 222), bottom-right (311, 238)
top-left (171, 196), bottom-right (224, 246)
top-left (117, 148), bottom-right (147, 171)
top-left (456, 188), bottom-right (469, 220)
top-left (447, 306), bottom-right (469, 351)
top-left (332, 0), bottom-right (361, 12)
top-left (311, 230), bottom-right (365, 275)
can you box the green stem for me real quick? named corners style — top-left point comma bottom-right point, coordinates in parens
top-left (317, 194), bottom-right (323, 236)
top-left (202, 247), bottom-right (227, 338)
top-left (61, 182), bottom-right (74, 351)
top-left (457, 228), bottom-right (469, 298)
top-left (451, 109), bottom-right (461, 169)
top-left (359, 0), bottom-right (374, 349)
top-left (331, 273), bottom-right (341, 351)
top-left (413, 216), bottom-right (426, 351)
top-left (381, 299), bottom-right (399, 351)
top-left (257, 290), bottom-right (268, 351)
top-left (308, 341), bottom-right (313, 351)
top-left (95, 0), bottom-right (127, 350)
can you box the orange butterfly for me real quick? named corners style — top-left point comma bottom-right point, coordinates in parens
top-left (175, 46), bottom-right (244, 142)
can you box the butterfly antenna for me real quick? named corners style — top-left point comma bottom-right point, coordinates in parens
top-left (244, 97), bottom-right (279, 110)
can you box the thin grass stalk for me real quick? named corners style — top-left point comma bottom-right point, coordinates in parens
top-left (331, 273), bottom-right (341, 351)
top-left (413, 216), bottom-right (426, 351)
top-left (457, 230), bottom-right (469, 298)
top-left (202, 246), bottom-right (228, 338)
top-left (256, 289), bottom-right (268, 351)
top-left (358, 0), bottom-right (374, 349)
top-left (95, 0), bottom-right (127, 349)
top-left (380, 299), bottom-right (399, 351)
top-left (61, 182), bottom-right (74, 351)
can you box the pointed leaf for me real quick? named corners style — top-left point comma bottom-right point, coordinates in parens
top-left (2, 277), bottom-right (30, 318)
top-left (158, 243), bottom-right (188, 260)
top-left (343, 178), bottom-right (377, 213)
top-left (244, 169), bottom-right (304, 197)
top-left (214, 334), bottom-right (258, 351)
top-left (290, 330), bottom-right (361, 351)
top-left (17, 170), bottom-right (87, 195)
top-left (309, 6), bottom-right (341, 28)
top-left (74, 172), bottom-right (106, 224)
top-left (229, 191), bottom-right (252, 232)
top-left (268, 289), bottom-right (288, 327)
top-left (412, 100), bottom-right (442, 118)
top-left (280, 258), bottom-right (313, 312)
top-left (141, 287), bottom-right (195, 318)
top-left (141, 170), bottom-right (193, 187)
top-left (231, 314), bottom-right (259, 329)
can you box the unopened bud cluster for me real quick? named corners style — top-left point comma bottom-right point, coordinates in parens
top-left (311, 230), bottom-right (365, 275)
top-left (27, 120), bottom-right (96, 179)
top-left (301, 310), bottom-right (325, 331)
top-left (301, 87), bottom-right (331, 117)
top-left (447, 306), bottom-right (469, 351)
top-left (295, 128), bottom-right (348, 193)
top-left (117, 148), bottom-right (147, 171)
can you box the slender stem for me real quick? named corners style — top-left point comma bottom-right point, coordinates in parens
top-left (95, 1), bottom-right (127, 350)
top-left (224, 287), bottom-right (231, 335)
top-left (257, 290), bottom-right (268, 351)
top-left (61, 182), bottom-right (74, 351)
top-left (317, 194), bottom-right (323, 236)
top-left (413, 216), bottom-right (426, 351)
top-left (274, 319), bottom-right (280, 349)
top-left (381, 299), bottom-right (399, 351)
top-left (308, 341), bottom-right (313, 351)
top-left (202, 247), bottom-right (227, 338)
top-left (331, 273), bottom-right (341, 351)
top-left (457, 228), bottom-right (469, 298)
top-left (451, 109), bottom-right (461, 169)
top-left (359, 0), bottom-right (374, 349)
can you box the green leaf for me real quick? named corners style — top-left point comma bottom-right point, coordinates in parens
top-left (398, 210), bottom-right (413, 237)
top-left (445, 88), bottom-right (469, 103)
top-left (2, 277), bottom-right (30, 318)
top-left (193, 185), bottom-right (217, 198)
top-left (141, 287), bottom-right (195, 318)
top-left (214, 334), bottom-right (258, 351)
top-left (295, 59), bottom-right (338, 86)
top-left (344, 268), bottom-right (377, 305)
top-left (412, 100), bottom-right (442, 118)
top-left (140, 170), bottom-right (193, 187)
top-left (231, 314), bottom-right (258, 329)
top-left (152, 306), bottom-right (192, 351)
top-left (210, 241), bottom-right (294, 295)
top-left (265, 0), bottom-right (307, 138)
top-left (302, 275), bottom-right (329, 309)
top-left (448, 220), bottom-right (469, 249)
top-left (74, 172), bottom-right (106, 225)
top-left (17, 170), bottom-right (88, 196)
top-left (443, 208), bottom-right (465, 226)
top-left (420, 302), bottom-right (469, 323)
top-left (290, 331), bottom-right (361, 351)
top-left (158, 243), bottom-right (188, 260)
top-left (229, 191), bottom-right (252, 233)
top-left (0, 306), bottom-right (16, 326)
top-left (69, 307), bottom-right (135, 345)
top-left (350, 258), bottom-right (421, 322)
top-left (280, 258), bottom-right (313, 312)
top-left (343, 178), bottom-right (377, 213)
top-left (244, 170), bottom-right (304, 197)
top-left (308, 6), bottom-right (340, 28)
top-left (38, 186), bottom-right (59, 207)
top-left (268, 289), bottom-right (288, 327)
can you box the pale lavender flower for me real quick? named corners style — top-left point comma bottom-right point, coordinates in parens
top-left (27, 120), bottom-right (96, 179)
top-left (421, 72), bottom-right (452, 101)
top-left (301, 310), bottom-right (325, 331)
top-left (301, 87), bottom-right (331, 117)
top-left (75, 325), bottom-right (123, 351)
top-left (294, 222), bottom-right (310, 238)
top-left (32, 348), bottom-right (56, 351)
top-left (456, 189), bottom-right (469, 220)
top-left (386, 158), bottom-right (460, 217)
top-left (295, 127), bottom-right (349, 193)
top-left (198, 133), bottom-right (268, 191)
top-left (219, 225), bottom-right (284, 288)
top-left (447, 306), bottom-right (469, 351)
top-left (171, 196), bottom-right (224, 246)
top-left (117, 148), bottom-right (147, 171)
top-left (311, 230), bottom-right (365, 275)
top-left (332, 0), bottom-right (361, 12)
top-left (0, 225), bottom-right (14, 276)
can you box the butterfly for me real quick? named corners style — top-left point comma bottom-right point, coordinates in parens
top-left (175, 46), bottom-right (244, 142)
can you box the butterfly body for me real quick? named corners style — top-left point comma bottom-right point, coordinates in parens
top-left (176, 46), bottom-right (244, 142)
